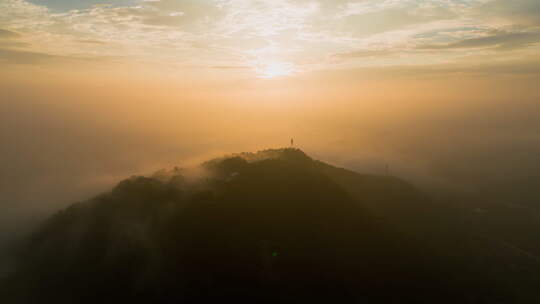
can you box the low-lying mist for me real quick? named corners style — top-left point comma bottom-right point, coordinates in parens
top-left (1, 70), bottom-right (539, 279)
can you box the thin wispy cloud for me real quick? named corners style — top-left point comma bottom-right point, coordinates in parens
top-left (0, 0), bottom-right (538, 75)
top-left (418, 30), bottom-right (540, 50)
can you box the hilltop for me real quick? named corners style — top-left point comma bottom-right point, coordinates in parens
top-left (2, 148), bottom-right (540, 303)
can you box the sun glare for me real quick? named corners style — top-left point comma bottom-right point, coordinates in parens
top-left (256, 61), bottom-right (294, 78)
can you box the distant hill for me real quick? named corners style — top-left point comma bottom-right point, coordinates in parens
top-left (2, 148), bottom-right (540, 303)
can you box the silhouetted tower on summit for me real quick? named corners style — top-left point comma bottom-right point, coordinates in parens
top-left (291, 138), bottom-right (294, 147)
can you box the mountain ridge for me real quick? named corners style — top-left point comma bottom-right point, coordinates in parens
top-left (2, 148), bottom-right (540, 304)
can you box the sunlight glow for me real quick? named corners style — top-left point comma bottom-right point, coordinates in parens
top-left (256, 61), bottom-right (295, 78)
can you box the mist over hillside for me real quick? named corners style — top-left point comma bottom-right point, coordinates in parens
top-left (2, 0), bottom-right (540, 302)
top-left (1, 148), bottom-right (539, 304)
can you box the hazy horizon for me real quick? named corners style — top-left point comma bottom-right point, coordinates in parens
top-left (1, 1), bottom-right (540, 280)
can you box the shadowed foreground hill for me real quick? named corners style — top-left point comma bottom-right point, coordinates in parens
top-left (2, 149), bottom-right (540, 303)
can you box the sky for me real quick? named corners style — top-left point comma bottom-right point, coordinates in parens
top-left (1, 0), bottom-right (540, 76)
top-left (1, 0), bottom-right (540, 251)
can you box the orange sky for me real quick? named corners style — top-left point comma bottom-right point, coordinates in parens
top-left (1, 0), bottom-right (540, 227)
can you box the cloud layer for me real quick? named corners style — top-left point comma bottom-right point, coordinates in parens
top-left (0, 0), bottom-right (537, 75)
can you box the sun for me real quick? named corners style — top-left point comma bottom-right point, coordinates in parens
top-left (256, 61), bottom-right (294, 78)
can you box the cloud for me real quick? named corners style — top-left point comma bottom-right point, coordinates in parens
top-left (76, 39), bottom-right (107, 44)
top-left (0, 47), bottom-right (111, 65)
top-left (479, 0), bottom-right (540, 26)
top-left (336, 1), bottom-right (458, 37)
top-left (0, 0), bottom-right (50, 27)
top-left (0, 48), bottom-right (59, 64)
top-left (0, 28), bottom-right (21, 39)
top-left (26, 0), bottom-right (135, 12)
top-left (418, 30), bottom-right (540, 51)
top-left (1, 0), bottom-right (540, 74)
top-left (0, 40), bottom-right (29, 48)
top-left (373, 59), bottom-right (540, 76)
top-left (114, 0), bottom-right (225, 29)
top-left (314, 56), bottom-right (540, 80)
top-left (0, 28), bottom-right (27, 48)
top-left (331, 49), bottom-right (395, 59)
